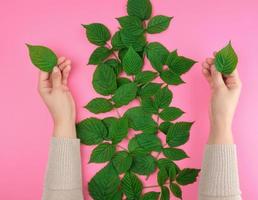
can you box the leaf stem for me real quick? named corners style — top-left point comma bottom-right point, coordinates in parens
top-left (106, 43), bottom-right (120, 62)
top-left (143, 183), bottom-right (169, 189)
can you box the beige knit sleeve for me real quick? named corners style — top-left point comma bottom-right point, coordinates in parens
top-left (199, 144), bottom-right (242, 200)
top-left (42, 137), bottom-right (84, 200)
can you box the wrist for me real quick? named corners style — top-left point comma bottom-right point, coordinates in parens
top-left (53, 121), bottom-right (76, 138)
top-left (208, 125), bottom-right (233, 144)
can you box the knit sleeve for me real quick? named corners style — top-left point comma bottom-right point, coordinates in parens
top-left (198, 144), bottom-right (242, 200)
top-left (42, 137), bottom-right (84, 200)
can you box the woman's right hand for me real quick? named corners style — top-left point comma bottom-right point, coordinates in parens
top-left (38, 57), bottom-right (76, 138)
top-left (202, 53), bottom-right (242, 144)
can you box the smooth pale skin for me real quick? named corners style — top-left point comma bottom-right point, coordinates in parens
top-left (202, 52), bottom-right (241, 144)
top-left (38, 57), bottom-right (76, 138)
top-left (38, 53), bottom-right (242, 144)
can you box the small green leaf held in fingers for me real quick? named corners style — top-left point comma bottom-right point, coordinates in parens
top-left (26, 44), bottom-right (57, 72)
top-left (215, 41), bottom-right (238, 74)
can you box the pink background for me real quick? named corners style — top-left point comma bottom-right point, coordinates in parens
top-left (1, 0), bottom-right (258, 199)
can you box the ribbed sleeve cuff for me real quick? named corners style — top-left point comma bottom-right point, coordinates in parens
top-left (199, 144), bottom-right (241, 198)
top-left (44, 137), bottom-right (82, 190)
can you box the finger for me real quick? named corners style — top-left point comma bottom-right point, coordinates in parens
top-left (38, 71), bottom-right (50, 89)
top-left (59, 59), bottom-right (71, 71)
top-left (51, 66), bottom-right (62, 88)
top-left (223, 69), bottom-right (241, 88)
top-left (58, 57), bottom-right (66, 65)
top-left (206, 58), bottom-right (214, 65)
top-left (62, 65), bottom-right (71, 85)
top-left (210, 65), bottom-right (225, 88)
top-left (202, 62), bottom-right (212, 84)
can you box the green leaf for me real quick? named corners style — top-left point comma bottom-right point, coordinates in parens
top-left (159, 122), bottom-right (173, 135)
top-left (111, 31), bottom-right (125, 50)
top-left (157, 168), bottom-right (168, 186)
top-left (160, 186), bottom-right (170, 200)
top-left (153, 86), bottom-right (173, 109)
top-left (159, 107), bottom-right (184, 121)
top-left (157, 158), bottom-right (179, 180)
top-left (88, 46), bottom-right (112, 64)
top-left (124, 107), bottom-right (158, 134)
top-left (85, 98), bottom-right (113, 114)
top-left (147, 15), bottom-right (172, 34)
top-left (131, 154), bottom-right (156, 176)
top-left (170, 183), bottom-right (182, 199)
top-left (141, 97), bottom-right (159, 114)
top-left (89, 143), bottom-right (116, 163)
top-left (92, 63), bottom-right (117, 96)
top-left (215, 41), bottom-right (238, 74)
top-left (112, 151), bottom-right (133, 174)
top-left (136, 133), bottom-right (162, 152)
top-left (118, 48), bottom-right (128, 61)
top-left (121, 172), bottom-right (143, 200)
top-left (76, 118), bottom-right (107, 145)
top-left (102, 117), bottom-right (118, 140)
top-left (166, 122), bottom-right (193, 147)
top-left (160, 70), bottom-right (185, 85)
top-left (26, 44), bottom-right (57, 72)
top-left (120, 30), bottom-right (147, 52)
top-left (105, 59), bottom-right (123, 76)
top-left (140, 192), bottom-right (160, 200)
top-left (117, 16), bottom-right (144, 36)
top-left (127, 0), bottom-right (152, 20)
top-left (112, 83), bottom-right (138, 107)
top-left (88, 164), bottom-right (120, 200)
top-left (135, 71), bottom-right (157, 85)
top-left (123, 47), bottom-right (143, 75)
top-left (83, 23), bottom-right (111, 46)
top-left (128, 136), bottom-right (148, 154)
top-left (138, 82), bottom-right (162, 98)
top-left (176, 168), bottom-right (200, 185)
top-left (145, 42), bottom-right (169, 72)
top-left (166, 50), bottom-right (196, 75)
top-left (163, 148), bottom-right (189, 161)
top-left (117, 77), bottom-right (132, 87)
top-left (108, 117), bottom-right (129, 144)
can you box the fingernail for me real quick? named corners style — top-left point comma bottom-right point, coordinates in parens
top-left (53, 66), bottom-right (58, 72)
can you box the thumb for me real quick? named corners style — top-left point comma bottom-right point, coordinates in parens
top-left (52, 66), bottom-right (62, 88)
top-left (210, 65), bottom-right (225, 88)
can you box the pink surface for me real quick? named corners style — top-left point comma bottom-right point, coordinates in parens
top-left (1, 0), bottom-right (258, 199)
